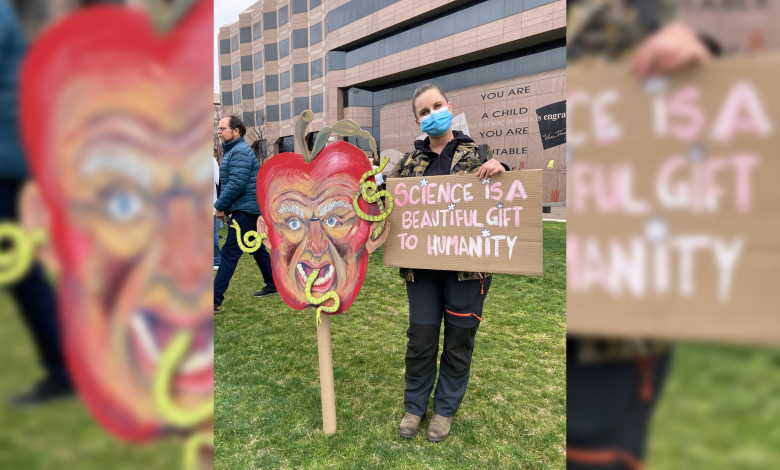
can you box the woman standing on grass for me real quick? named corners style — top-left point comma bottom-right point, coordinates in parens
top-left (387, 83), bottom-right (505, 442)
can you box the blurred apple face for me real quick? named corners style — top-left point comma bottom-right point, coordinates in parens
top-left (266, 171), bottom-right (370, 309)
top-left (48, 72), bottom-right (214, 439)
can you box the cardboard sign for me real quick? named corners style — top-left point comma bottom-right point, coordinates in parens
top-left (536, 100), bottom-right (567, 149)
top-left (567, 55), bottom-right (780, 345)
top-left (383, 170), bottom-right (543, 276)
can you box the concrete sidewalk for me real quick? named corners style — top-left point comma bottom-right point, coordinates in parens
top-left (543, 206), bottom-right (566, 222)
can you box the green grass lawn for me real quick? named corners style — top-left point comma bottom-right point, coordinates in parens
top-left (0, 291), bottom-right (180, 470)
top-left (214, 221), bottom-right (568, 470)
top-left (646, 343), bottom-right (780, 470)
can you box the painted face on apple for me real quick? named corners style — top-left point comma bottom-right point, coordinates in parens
top-left (268, 172), bottom-right (365, 305)
top-left (257, 141), bottom-right (382, 314)
top-left (20, 5), bottom-right (214, 441)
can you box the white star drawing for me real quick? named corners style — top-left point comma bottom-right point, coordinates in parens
top-left (481, 229), bottom-right (491, 238)
top-left (497, 202), bottom-right (504, 209)
top-left (481, 177), bottom-right (491, 185)
top-left (448, 203), bottom-right (456, 211)
top-left (420, 178), bottom-right (429, 187)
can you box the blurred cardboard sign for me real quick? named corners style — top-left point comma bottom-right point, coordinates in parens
top-left (567, 55), bottom-right (780, 345)
top-left (384, 170), bottom-right (543, 276)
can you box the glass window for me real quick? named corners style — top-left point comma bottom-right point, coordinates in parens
top-left (294, 64), bottom-right (309, 82)
top-left (420, 25), bottom-right (432, 45)
top-left (280, 136), bottom-right (295, 153)
top-left (524, 0), bottom-right (539, 10)
top-left (452, 9), bottom-right (466, 34)
top-left (490, 0), bottom-right (504, 21)
top-left (241, 55), bottom-right (253, 72)
top-left (294, 97), bottom-right (309, 115)
top-left (219, 39), bottom-right (230, 54)
top-left (264, 43), bottom-right (278, 61)
top-left (253, 20), bottom-right (262, 40)
top-left (279, 5), bottom-right (289, 26)
top-left (266, 74), bottom-right (279, 92)
top-left (263, 11), bottom-right (277, 30)
top-left (292, 0), bottom-right (307, 14)
top-left (233, 89), bottom-right (241, 105)
top-left (280, 70), bottom-right (290, 89)
top-left (255, 80), bottom-right (264, 97)
top-left (311, 93), bottom-right (323, 113)
top-left (222, 91), bottom-right (233, 106)
top-left (310, 22), bottom-right (322, 45)
top-left (256, 109), bottom-right (265, 125)
top-left (232, 62), bottom-right (239, 78)
top-left (281, 102), bottom-right (291, 120)
top-left (311, 58), bottom-right (323, 80)
top-left (440, 14), bottom-right (454, 40)
top-left (279, 38), bottom-right (289, 58)
top-left (409, 26), bottom-right (420, 49)
top-left (244, 111), bottom-right (255, 126)
top-left (231, 35), bottom-right (238, 51)
top-left (292, 29), bottom-right (308, 49)
top-left (464, 4), bottom-right (479, 30)
top-left (327, 51), bottom-right (346, 71)
top-left (477, 2), bottom-right (491, 26)
top-left (240, 26), bottom-right (251, 43)
top-left (310, 0), bottom-right (321, 8)
top-left (220, 65), bottom-right (231, 80)
top-left (500, 59), bottom-right (513, 80)
top-left (266, 105), bottom-right (280, 122)
top-left (242, 83), bottom-right (254, 100)
top-left (254, 51), bottom-right (263, 69)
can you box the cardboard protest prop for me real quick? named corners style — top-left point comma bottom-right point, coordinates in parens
top-left (383, 170), bottom-right (544, 276)
top-left (18, 3), bottom-right (214, 468)
top-left (235, 110), bottom-right (394, 434)
top-left (567, 55), bottom-right (780, 345)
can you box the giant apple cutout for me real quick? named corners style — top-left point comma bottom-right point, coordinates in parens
top-left (18, 0), bottom-right (214, 460)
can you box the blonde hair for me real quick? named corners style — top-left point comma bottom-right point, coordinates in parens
top-left (411, 83), bottom-right (448, 118)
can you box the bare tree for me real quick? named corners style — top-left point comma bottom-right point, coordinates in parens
top-left (234, 105), bottom-right (269, 167)
top-left (214, 102), bottom-right (224, 163)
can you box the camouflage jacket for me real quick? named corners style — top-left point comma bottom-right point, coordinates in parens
top-left (388, 141), bottom-right (493, 283)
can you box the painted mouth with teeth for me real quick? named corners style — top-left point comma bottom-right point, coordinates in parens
top-left (129, 311), bottom-right (214, 395)
top-left (295, 260), bottom-right (336, 293)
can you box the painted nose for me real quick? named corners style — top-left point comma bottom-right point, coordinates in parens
top-left (306, 219), bottom-right (328, 257)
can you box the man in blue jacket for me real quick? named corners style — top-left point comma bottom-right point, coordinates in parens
top-left (0, 0), bottom-right (72, 405)
top-left (214, 115), bottom-right (276, 313)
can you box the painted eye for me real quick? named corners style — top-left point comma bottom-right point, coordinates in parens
top-left (106, 189), bottom-right (142, 222)
top-left (325, 215), bottom-right (339, 228)
top-left (288, 219), bottom-right (302, 230)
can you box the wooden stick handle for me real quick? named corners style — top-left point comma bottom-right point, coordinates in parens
top-left (317, 314), bottom-right (336, 434)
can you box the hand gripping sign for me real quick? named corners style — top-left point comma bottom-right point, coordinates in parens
top-left (234, 110), bottom-right (394, 434)
top-left (19, 2), bottom-right (214, 468)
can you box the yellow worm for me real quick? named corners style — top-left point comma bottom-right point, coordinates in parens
top-left (304, 268), bottom-right (340, 326)
top-left (352, 157), bottom-right (394, 240)
top-left (153, 330), bottom-right (214, 429)
top-left (232, 219), bottom-right (267, 253)
top-left (0, 222), bottom-right (46, 286)
top-left (182, 431), bottom-right (214, 470)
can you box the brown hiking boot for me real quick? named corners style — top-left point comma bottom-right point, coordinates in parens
top-left (398, 412), bottom-right (424, 439)
top-left (426, 413), bottom-right (453, 442)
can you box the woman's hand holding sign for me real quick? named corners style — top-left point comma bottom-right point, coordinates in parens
top-left (476, 159), bottom-right (506, 179)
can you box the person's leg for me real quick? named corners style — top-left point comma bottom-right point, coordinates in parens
top-left (213, 215), bottom-right (221, 268)
top-left (566, 343), bottom-right (674, 469)
top-left (404, 270), bottom-right (446, 417)
top-left (433, 274), bottom-right (492, 417)
top-left (213, 212), bottom-right (246, 307)
top-left (0, 178), bottom-right (72, 404)
top-left (251, 244), bottom-right (276, 292)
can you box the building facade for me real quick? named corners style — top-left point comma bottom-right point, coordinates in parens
top-left (218, 0), bottom-right (566, 203)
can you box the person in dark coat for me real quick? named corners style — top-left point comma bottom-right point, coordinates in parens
top-left (213, 115), bottom-right (276, 313)
top-left (0, 0), bottom-right (72, 406)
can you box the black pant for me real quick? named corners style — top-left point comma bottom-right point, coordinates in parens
top-left (404, 269), bottom-right (491, 417)
top-left (0, 178), bottom-right (68, 383)
top-left (213, 210), bottom-right (275, 306)
top-left (567, 342), bottom-right (673, 469)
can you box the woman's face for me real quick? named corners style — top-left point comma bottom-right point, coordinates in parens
top-left (414, 89), bottom-right (453, 124)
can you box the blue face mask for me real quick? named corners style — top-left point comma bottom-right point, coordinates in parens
top-left (419, 107), bottom-right (453, 137)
